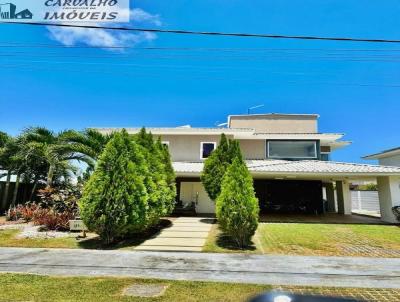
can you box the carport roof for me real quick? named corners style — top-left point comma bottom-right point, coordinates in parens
top-left (173, 160), bottom-right (400, 176)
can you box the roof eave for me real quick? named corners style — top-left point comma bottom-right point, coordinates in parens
top-left (363, 149), bottom-right (400, 160)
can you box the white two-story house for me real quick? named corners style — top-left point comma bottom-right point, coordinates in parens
top-left (97, 113), bottom-right (400, 223)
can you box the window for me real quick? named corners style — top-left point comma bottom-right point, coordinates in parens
top-left (200, 142), bottom-right (216, 159)
top-left (267, 140), bottom-right (317, 159)
top-left (320, 153), bottom-right (330, 161)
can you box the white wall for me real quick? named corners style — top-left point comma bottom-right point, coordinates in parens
top-left (379, 155), bottom-right (400, 167)
top-left (180, 182), bottom-right (215, 214)
top-left (377, 176), bottom-right (400, 223)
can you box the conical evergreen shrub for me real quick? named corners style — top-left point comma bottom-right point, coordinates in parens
top-left (79, 129), bottom-right (149, 244)
top-left (201, 134), bottom-right (236, 200)
top-left (134, 128), bottom-right (176, 226)
top-left (216, 155), bottom-right (259, 248)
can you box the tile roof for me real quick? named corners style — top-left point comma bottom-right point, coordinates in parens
top-left (173, 160), bottom-right (400, 175)
top-left (94, 127), bottom-right (254, 134)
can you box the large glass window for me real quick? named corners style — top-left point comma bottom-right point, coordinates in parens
top-left (267, 140), bottom-right (317, 159)
top-left (201, 142), bottom-right (216, 159)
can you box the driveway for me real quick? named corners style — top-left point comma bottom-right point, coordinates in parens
top-left (135, 217), bottom-right (213, 252)
top-left (0, 247), bottom-right (399, 289)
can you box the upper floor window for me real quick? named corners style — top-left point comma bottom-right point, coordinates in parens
top-left (201, 142), bottom-right (216, 159)
top-left (320, 153), bottom-right (330, 161)
top-left (267, 140), bottom-right (317, 159)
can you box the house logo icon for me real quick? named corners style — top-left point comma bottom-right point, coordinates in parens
top-left (0, 2), bottom-right (32, 20)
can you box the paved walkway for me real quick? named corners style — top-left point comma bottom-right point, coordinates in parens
top-left (134, 217), bottom-right (213, 252)
top-left (0, 247), bottom-right (399, 288)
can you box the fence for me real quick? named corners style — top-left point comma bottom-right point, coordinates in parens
top-left (0, 182), bottom-right (38, 213)
top-left (351, 190), bottom-right (380, 212)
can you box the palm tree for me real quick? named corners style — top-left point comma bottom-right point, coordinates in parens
top-left (60, 128), bottom-right (111, 161)
top-left (0, 133), bottom-right (30, 207)
top-left (19, 127), bottom-right (109, 188)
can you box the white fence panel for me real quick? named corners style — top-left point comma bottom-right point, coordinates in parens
top-left (351, 191), bottom-right (380, 212)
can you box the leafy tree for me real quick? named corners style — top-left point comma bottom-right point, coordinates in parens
top-left (0, 131), bottom-right (9, 148)
top-left (216, 155), bottom-right (259, 248)
top-left (201, 134), bottom-right (241, 200)
top-left (79, 130), bottom-right (149, 244)
top-left (0, 133), bottom-right (14, 209)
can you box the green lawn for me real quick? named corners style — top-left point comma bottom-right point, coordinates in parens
top-left (0, 229), bottom-right (149, 250)
top-left (3, 220), bottom-right (400, 257)
top-left (204, 223), bottom-right (400, 257)
top-left (203, 224), bottom-right (261, 254)
top-left (1, 274), bottom-right (399, 302)
top-left (0, 219), bottom-right (171, 250)
top-left (0, 274), bottom-right (271, 302)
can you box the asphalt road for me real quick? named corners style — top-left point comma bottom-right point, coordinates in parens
top-left (0, 247), bottom-right (399, 288)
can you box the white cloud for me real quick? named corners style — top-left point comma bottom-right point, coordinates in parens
top-left (130, 8), bottom-right (162, 26)
top-left (47, 8), bottom-right (161, 49)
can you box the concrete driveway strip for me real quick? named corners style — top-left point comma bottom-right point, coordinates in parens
top-left (0, 247), bottom-right (399, 289)
top-left (134, 217), bottom-right (213, 252)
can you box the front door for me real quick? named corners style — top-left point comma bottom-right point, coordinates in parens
top-left (180, 182), bottom-right (215, 214)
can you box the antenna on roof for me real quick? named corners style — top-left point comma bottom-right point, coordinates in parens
top-left (247, 104), bottom-right (265, 114)
top-left (214, 121), bottom-right (228, 128)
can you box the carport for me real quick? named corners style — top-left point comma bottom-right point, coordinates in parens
top-left (248, 160), bottom-right (400, 223)
top-left (173, 160), bottom-right (400, 223)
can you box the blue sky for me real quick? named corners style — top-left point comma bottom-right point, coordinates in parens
top-left (0, 0), bottom-right (400, 163)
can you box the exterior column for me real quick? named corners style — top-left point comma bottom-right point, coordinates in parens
top-left (326, 182), bottom-right (336, 213)
top-left (377, 176), bottom-right (400, 223)
top-left (336, 180), bottom-right (351, 215)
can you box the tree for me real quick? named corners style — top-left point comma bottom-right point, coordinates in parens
top-left (133, 128), bottom-right (176, 226)
top-left (201, 134), bottom-right (240, 200)
top-left (0, 132), bottom-right (14, 209)
top-left (19, 127), bottom-right (106, 187)
top-left (216, 155), bottom-right (259, 248)
top-left (79, 129), bottom-right (149, 244)
top-left (156, 137), bottom-right (176, 215)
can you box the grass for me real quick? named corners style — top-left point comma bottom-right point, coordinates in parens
top-left (1, 274), bottom-right (399, 302)
top-left (203, 224), bottom-right (261, 253)
top-left (0, 273), bottom-right (271, 302)
top-left (3, 217), bottom-right (400, 257)
top-left (204, 222), bottom-right (400, 257)
top-left (0, 219), bottom-right (172, 250)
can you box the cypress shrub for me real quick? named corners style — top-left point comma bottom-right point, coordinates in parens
top-left (134, 128), bottom-right (176, 226)
top-left (157, 137), bottom-right (177, 215)
top-left (79, 129), bottom-right (149, 244)
top-left (201, 134), bottom-right (234, 200)
top-left (216, 156), bottom-right (259, 248)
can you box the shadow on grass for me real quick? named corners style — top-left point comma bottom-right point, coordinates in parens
top-left (76, 219), bottom-right (172, 250)
top-left (214, 228), bottom-right (257, 252)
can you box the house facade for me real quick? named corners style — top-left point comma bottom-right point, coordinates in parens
top-left (96, 113), bottom-right (400, 223)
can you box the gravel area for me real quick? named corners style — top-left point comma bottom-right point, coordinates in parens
top-left (0, 223), bottom-right (26, 230)
top-left (14, 223), bottom-right (76, 239)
